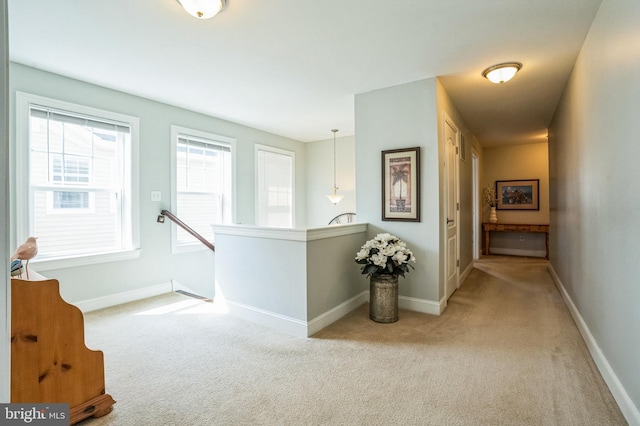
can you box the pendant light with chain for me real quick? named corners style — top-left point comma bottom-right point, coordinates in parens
top-left (326, 129), bottom-right (344, 205)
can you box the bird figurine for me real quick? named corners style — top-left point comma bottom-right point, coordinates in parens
top-left (10, 237), bottom-right (38, 279)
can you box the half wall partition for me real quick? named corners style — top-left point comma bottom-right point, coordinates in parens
top-left (212, 223), bottom-right (368, 337)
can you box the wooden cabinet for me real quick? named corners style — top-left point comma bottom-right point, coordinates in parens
top-left (11, 278), bottom-right (115, 425)
top-left (483, 223), bottom-right (550, 259)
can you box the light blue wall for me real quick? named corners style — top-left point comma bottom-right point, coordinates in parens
top-left (9, 63), bottom-right (307, 303)
top-left (548, 0), bottom-right (640, 419)
top-left (354, 79), bottom-right (441, 302)
top-left (305, 134), bottom-right (356, 227)
top-left (215, 234), bottom-right (308, 319)
top-left (306, 233), bottom-right (367, 319)
top-left (213, 225), bottom-right (367, 329)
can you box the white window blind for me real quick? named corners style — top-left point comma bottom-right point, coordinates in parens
top-left (256, 145), bottom-right (294, 228)
top-left (173, 127), bottom-right (233, 249)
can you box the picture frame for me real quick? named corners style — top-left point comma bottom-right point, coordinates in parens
top-left (496, 179), bottom-right (539, 210)
top-left (382, 147), bottom-right (420, 221)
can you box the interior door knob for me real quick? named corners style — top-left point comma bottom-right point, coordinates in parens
top-left (447, 218), bottom-right (454, 224)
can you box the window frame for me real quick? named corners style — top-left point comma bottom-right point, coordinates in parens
top-left (170, 125), bottom-right (236, 254)
top-left (15, 92), bottom-right (140, 270)
top-left (254, 143), bottom-right (295, 228)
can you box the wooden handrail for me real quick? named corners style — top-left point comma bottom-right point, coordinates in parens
top-left (161, 209), bottom-right (215, 252)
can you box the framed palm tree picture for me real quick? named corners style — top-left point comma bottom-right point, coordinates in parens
top-left (381, 147), bottom-right (420, 221)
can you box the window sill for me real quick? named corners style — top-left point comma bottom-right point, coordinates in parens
top-left (31, 249), bottom-right (141, 272)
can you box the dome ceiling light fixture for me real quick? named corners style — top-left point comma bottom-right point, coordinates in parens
top-left (482, 62), bottom-right (522, 84)
top-left (177, 0), bottom-right (227, 19)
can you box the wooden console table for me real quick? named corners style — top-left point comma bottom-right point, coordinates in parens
top-left (483, 223), bottom-right (549, 259)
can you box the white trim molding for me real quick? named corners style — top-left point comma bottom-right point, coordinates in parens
top-left (460, 261), bottom-right (474, 286)
top-left (223, 291), bottom-right (443, 339)
top-left (32, 249), bottom-right (141, 272)
top-left (224, 299), bottom-right (309, 338)
top-left (74, 282), bottom-right (172, 313)
top-left (212, 223), bottom-right (367, 242)
top-left (308, 291), bottom-right (368, 336)
top-left (223, 291), bottom-right (369, 338)
top-left (548, 264), bottom-right (640, 426)
top-left (399, 295), bottom-right (442, 316)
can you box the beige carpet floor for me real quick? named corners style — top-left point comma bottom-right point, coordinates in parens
top-left (78, 257), bottom-right (626, 425)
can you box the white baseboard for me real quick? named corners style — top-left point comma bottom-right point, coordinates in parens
top-left (224, 290), bottom-right (441, 338)
top-left (399, 295), bottom-right (442, 315)
top-left (365, 285), bottom-right (442, 316)
top-left (438, 294), bottom-right (449, 314)
top-left (490, 248), bottom-right (546, 258)
top-left (226, 292), bottom-right (368, 338)
top-left (547, 264), bottom-right (640, 426)
top-left (224, 300), bottom-right (309, 338)
top-left (75, 282), bottom-right (173, 313)
top-left (308, 291), bottom-right (368, 336)
top-left (460, 262), bottom-right (473, 285)
top-left (365, 287), bottom-right (442, 315)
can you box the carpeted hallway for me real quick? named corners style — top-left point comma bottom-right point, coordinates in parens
top-left (79, 257), bottom-right (626, 425)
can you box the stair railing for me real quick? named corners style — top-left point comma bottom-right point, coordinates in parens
top-left (160, 209), bottom-right (215, 252)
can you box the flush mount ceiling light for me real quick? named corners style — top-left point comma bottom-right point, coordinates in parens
top-left (177, 0), bottom-right (227, 19)
top-left (326, 129), bottom-right (344, 205)
top-left (482, 62), bottom-right (522, 84)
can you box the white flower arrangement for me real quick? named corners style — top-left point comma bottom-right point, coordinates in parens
top-left (483, 185), bottom-right (499, 208)
top-left (355, 233), bottom-right (416, 278)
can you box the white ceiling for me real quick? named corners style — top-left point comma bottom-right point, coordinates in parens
top-left (8, 0), bottom-right (602, 146)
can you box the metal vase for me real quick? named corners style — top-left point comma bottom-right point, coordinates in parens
top-left (369, 274), bottom-right (399, 323)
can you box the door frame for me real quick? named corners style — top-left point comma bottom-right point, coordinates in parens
top-left (442, 112), bottom-right (460, 301)
top-left (472, 148), bottom-right (480, 260)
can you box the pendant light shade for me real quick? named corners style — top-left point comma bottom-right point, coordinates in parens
top-left (482, 62), bottom-right (522, 84)
top-left (326, 129), bottom-right (344, 205)
top-left (326, 191), bottom-right (344, 205)
top-left (177, 0), bottom-right (227, 19)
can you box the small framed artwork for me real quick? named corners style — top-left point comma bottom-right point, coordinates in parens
top-left (496, 179), bottom-right (539, 210)
top-left (381, 147), bottom-right (420, 221)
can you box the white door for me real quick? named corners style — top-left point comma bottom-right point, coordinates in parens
top-left (444, 116), bottom-right (459, 300)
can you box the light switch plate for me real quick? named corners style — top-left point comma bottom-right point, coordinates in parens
top-left (151, 190), bottom-right (162, 202)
